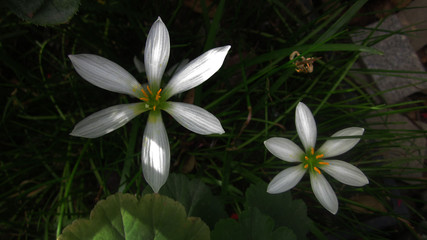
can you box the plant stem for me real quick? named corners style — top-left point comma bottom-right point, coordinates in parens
top-left (119, 120), bottom-right (141, 193)
top-left (56, 141), bottom-right (89, 237)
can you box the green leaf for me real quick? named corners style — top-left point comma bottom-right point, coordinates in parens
top-left (211, 219), bottom-right (242, 239)
top-left (58, 193), bottom-right (210, 240)
top-left (245, 182), bottom-right (311, 240)
top-left (314, 0), bottom-right (368, 44)
top-left (6, 0), bottom-right (80, 25)
top-left (241, 43), bottom-right (382, 71)
top-left (211, 208), bottom-right (296, 240)
top-left (144, 174), bottom-right (227, 229)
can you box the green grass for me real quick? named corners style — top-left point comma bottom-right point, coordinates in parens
top-left (1, 0), bottom-right (426, 239)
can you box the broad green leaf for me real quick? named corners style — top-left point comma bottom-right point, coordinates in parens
top-left (6, 0), bottom-right (80, 25)
top-left (210, 219), bottom-right (242, 239)
top-left (246, 182), bottom-right (311, 240)
top-left (211, 207), bottom-right (296, 240)
top-left (59, 193), bottom-right (210, 240)
top-left (144, 173), bottom-right (227, 229)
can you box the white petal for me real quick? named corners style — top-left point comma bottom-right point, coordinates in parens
top-left (163, 46), bottom-right (231, 98)
top-left (70, 103), bottom-right (146, 138)
top-left (295, 102), bottom-right (317, 152)
top-left (69, 54), bottom-right (141, 98)
top-left (144, 17), bottom-right (170, 88)
top-left (264, 138), bottom-right (304, 163)
top-left (133, 56), bottom-right (145, 73)
top-left (321, 160), bottom-right (369, 187)
top-left (163, 102), bottom-right (224, 135)
top-left (267, 164), bottom-right (306, 194)
top-left (318, 127), bottom-right (364, 158)
top-left (141, 112), bottom-right (170, 193)
top-left (310, 171), bottom-right (338, 214)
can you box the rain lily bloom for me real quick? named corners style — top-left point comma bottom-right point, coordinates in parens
top-left (69, 17), bottom-right (230, 193)
top-left (264, 102), bottom-right (368, 214)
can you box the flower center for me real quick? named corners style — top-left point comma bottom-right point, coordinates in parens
top-left (303, 147), bottom-right (329, 174)
top-left (139, 85), bottom-right (163, 111)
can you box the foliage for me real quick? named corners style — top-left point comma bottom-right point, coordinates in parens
top-left (143, 174), bottom-right (227, 229)
top-left (5, 0), bottom-right (80, 25)
top-left (1, 0), bottom-right (426, 239)
top-left (59, 193), bottom-right (209, 240)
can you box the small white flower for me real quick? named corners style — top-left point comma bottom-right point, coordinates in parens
top-left (264, 102), bottom-right (368, 214)
top-left (69, 17), bottom-right (230, 193)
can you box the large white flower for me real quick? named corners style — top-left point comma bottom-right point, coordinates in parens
top-left (264, 102), bottom-right (368, 214)
top-left (69, 17), bottom-right (230, 193)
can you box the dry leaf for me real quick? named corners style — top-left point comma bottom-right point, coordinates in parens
top-left (183, 0), bottom-right (217, 17)
top-left (348, 195), bottom-right (387, 214)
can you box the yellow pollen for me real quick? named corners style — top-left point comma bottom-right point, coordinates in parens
top-left (141, 88), bottom-right (149, 98)
top-left (315, 154), bottom-right (324, 159)
top-left (314, 167), bottom-right (321, 174)
top-left (146, 85), bottom-right (153, 95)
top-left (311, 148), bottom-right (314, 155)
top-left (140, 97), bottom-right (149, 102)
top-left (304, 164), bottom-right (308, 168)
top-left (319, 162), bottom-right (329, 165)
top-left (304, 156), bottom-right (308, 160)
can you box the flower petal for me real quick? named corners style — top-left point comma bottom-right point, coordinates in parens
top-left (318, 127), bottom-right (364, 158)
top-left (163, 102), bottom-right (224, 135)
top-left (70, 103), bottom-right (147, 138)
top-left (295, 102), bottom-right (317, 152)
top-left (133, 56), bottom-right (145, 73)
top-left (141, 112), bottom-right (170, 193)
top-left (144, 17), bottom-right (170, 89)
top-left (267, 164), bottom-right (306, 194)
top-left (310, 171), bottom-right (338, 214)
top-left (69, 54), bottom-right (141, 98)
top-left (264, 137), bottom-right (304, 163)
top-left (321, 160), bottom-right (369, 187)
top-left (163, 45), bottom-right (231, 98)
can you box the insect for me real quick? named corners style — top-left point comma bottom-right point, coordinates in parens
top-left (289, 51), bottom-right (321, 73)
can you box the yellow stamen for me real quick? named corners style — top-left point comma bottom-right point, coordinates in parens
top-left (153, 105), bottom-right (157, 111)
top-left (315, 154), bottom-right (324, 159)
top-left (319, 162), bottom-right (329, 165)
top-left (304, 164), bottom-right (308, 169)
top-left (141, 88), bottom-right (149, 98)
top-left (155, 89), bottom-right (162, 101)
top-left (314, 167), bottom-right (321, 174)
top-left (140, 97), bottom-right (149, 102)
top-left (146, 85), bottom-right (153, 95)
top-left (311, 148), bottom-right (314, 155)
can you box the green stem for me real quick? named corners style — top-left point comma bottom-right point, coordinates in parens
top-left (313, 53), bottom-right (359, 115)
top-left (119, 120), bottom-right (141, 192)
top-left (89, 157), bottom-right (109, 195)
top-left (37, 40), bottom-right (66, 120)
top-left (56, 141), bottom-right (89, 237)
top-left (203, 0), bottom-right (226, 51)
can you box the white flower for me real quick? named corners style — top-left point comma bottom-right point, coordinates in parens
top-left (69, 17), bottom-right (230, 193)
top-left (264, 102), bottom-right (368, 214)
